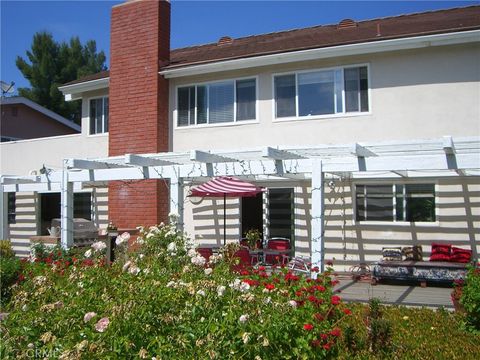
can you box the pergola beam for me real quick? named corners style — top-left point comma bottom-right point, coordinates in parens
top-left (262, 147), bottom-right (305, 160)
top-left (125, 153), bottom-right (175, 167)
top-left (66, 158), bottom-right (125, 170)
top-left (190, 150), bottom-right (236, 163)
top-left (351, 143), bottom-right (377, 157)
top-left (442, 136), bottom-right (467, 176)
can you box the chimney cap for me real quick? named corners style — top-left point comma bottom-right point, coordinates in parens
top-left (217, 36), bottom-right (233, 46)
top-left (337, 19), bottom-right (357, 29)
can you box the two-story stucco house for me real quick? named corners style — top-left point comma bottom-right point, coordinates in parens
top-left (1, 0), bottom-right (479, 270)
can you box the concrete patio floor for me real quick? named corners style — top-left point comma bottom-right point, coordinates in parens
top-left (332, 276), bottom-right (454, 309)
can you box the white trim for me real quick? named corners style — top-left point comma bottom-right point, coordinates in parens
top-left (0, 97), bottom-right (80, 132)
top-left (161, 30), bottom-right (480, 78)
top-left (59, 77), bottom-right (109, 99)
top-left (174, 76), bottom-right (259, 129)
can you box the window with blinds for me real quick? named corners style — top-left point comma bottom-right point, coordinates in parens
top-left (356, 184), bottom-right (435, 222)
top-left (177, 78), bottom-right (256, 127)
top-left (89, 97), bottom-right (109, 134)
top-left (274, 65), bottom-right (369, 119)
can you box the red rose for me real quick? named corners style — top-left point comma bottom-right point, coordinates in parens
top-left (343, 308), bottom-right (352, 315)
top-left (320, 333), bottom-right (328, 341)
top-left (329, 328), bottom-right (341, 337)
top-left (303, 323), bottom-right (314, 331)
top-left (259, 266), bottom-right (266, 271)
top-left (265, 283), bottom-right (275, 291)
top-left (331, 295), bottom-right (341, 305)
top-left (323, 343), bottom-right (331, 350)
top-left (308, 295), bottom-right (317, 303)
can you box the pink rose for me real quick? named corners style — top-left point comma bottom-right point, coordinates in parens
top-left (83, 312), bottom-right (97, 323)
top-left (95, 317), bottom-right (110, 332)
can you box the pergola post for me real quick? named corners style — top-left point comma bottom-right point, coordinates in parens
top-left (311, 159), bottom-right (325, 276)
top-left (0, 183), bottom-right (8, 240)
top-left (60, 160), bottom-right (74, 249)
top-left (169, 177), bottom-right (184, 231)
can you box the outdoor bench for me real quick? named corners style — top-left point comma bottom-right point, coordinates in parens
top-left (372, 260), bottom-right (469, 287)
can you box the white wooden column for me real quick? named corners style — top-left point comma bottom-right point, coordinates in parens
top-left (311, 159), bottom-right (325, 276)
top-left (61, 161), bottom-right (74, 249)
top-left (169, 178), bottom-right (184, 231)
top-left (0, 184), bottom-right (8, 240)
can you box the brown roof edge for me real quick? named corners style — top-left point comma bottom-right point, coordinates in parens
top-left (63, 5), bottom-right (480, 86)
top-left (62, 70), bottom-right (110, 87)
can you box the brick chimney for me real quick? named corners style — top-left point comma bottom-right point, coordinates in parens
top-left (108, 0), bottom-right (170, 229)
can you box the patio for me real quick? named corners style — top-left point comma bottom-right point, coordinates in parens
top-left (333, 276), bottom-right (454, 309)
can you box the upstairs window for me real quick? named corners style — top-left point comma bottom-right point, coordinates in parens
top-left (274, 65), bottom-right (369, 119)
top-left (356, 184), bottom-right (435, 222)
top-left (89, 97), bottom-right (109, 134)
top-left (177, 78), bottom-right (256, 127)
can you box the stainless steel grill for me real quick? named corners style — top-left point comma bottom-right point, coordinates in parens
top-left (51, 218), bottom-right (99, 246)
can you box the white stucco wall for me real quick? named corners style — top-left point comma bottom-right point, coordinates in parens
top-left (183, 177), bottom-right (480, 272)
top-left (170, 43), bottom-right (480, 152)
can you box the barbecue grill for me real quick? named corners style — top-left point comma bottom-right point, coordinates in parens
top-left (51, 218), bottom-right (99, 246)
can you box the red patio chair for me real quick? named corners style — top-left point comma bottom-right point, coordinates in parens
top-left (197, 247), bottom-right (213, 262)
top-left (231, 247), bottom-right (251, 272)
top-left (265, 238), bottom-right (291, 265)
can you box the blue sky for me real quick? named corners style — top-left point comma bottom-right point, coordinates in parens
top-left (1, 0), bottom-right (478, 91)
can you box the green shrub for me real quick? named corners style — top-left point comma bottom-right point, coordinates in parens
top-left (0, 257), bottom-right (21, 307)
top-left (461, 265), bottom-right (480, 334)
top-left (0, 220), bottom-right (352, 359)
top-left (0, 240), bottom-right (15, 259)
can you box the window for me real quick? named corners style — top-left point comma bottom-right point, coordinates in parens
top-left (356, 184), bottom-right (435, 222)
top-left (268, 188), bottom-right (294, 241)
top-left (177, 78), bottom-right (256, 126)
top-left (89, 97), bottom-right (109, 134)
top-left (8, 193), bottom-right (16, 224)
top-left (274, 65), bottom-right (369, 119)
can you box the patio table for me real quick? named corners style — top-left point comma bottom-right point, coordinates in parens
top-left (262, 249), bottom-right (292, 265)
top-left (248, 249), bottom-right (263, 265)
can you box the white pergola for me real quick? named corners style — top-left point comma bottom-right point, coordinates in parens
top-left (2, 136), bottom-right (479, 270)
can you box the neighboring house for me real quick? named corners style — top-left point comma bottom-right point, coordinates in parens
top-left (0, 96), bottom-right (80, 142)
top-left (1, 1), bottom-right (479, 270)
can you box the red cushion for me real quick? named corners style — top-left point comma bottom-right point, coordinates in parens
top-left (431, 243), bottom-right (451, 255)
top-left (430, 253), bottom-right (451, 262)
top-left (450, 254), bottom-right (471, 263)
top-left (452, 246), bottom-right (472, 256)
top-left (267, 240), bottom-right (290, 250)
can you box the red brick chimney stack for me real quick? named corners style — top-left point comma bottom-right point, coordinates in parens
top-left (108, 0), bottom-right (170, 229)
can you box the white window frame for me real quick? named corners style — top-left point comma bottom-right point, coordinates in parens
top-left (88, 96), bottom-right (109, 135)
top-left (174, 76), bottom-right (259, 129)
top-left (272, 63), bottom-right (371, 122)
top-left (353, 181), bottom-right (438, 225)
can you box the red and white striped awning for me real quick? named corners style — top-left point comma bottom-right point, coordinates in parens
top-left (189, 176), bottom-right (263, 198)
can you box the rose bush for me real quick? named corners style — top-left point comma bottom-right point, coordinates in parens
top-left (0, 219), bottom-right (351, 359)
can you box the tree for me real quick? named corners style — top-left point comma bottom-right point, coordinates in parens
top-left (16, 32), bottom-right (107, 124)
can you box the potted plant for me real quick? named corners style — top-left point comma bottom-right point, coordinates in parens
top-left (244, 229), bottom-right (261, 250)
